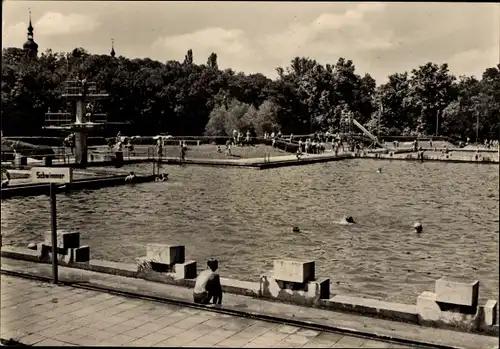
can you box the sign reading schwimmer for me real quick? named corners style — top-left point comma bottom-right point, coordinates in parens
top-left (31, 167), bottom-right (73, 184)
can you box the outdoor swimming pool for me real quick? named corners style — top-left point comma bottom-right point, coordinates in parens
top-left (1, 159), bottom-right (498, 304)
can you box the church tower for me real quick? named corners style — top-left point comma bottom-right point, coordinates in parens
top-left (22, 10), bottom-right (39, 58)
top-left (110, 39), bottom-right (116, 58)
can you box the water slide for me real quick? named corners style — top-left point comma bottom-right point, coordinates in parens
top-left (351, 119), bottom-right (388, 149)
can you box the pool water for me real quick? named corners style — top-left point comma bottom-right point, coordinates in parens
top-left (2, 159), bottom-right (498, 304)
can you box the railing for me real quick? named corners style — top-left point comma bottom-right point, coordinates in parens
top-left (44, 113), bottom-right (73, 128)
top-left (45, 112), bottom-right (108, 128)
top-left (1, 150), bottom-right (72, 166)
top-left (63, 81), bottom-right (108, 96)
top-left (90, 113), bottom-right (108, 124)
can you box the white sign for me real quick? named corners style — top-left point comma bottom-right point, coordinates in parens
top-left (31, 167), bottom-right (73, 184)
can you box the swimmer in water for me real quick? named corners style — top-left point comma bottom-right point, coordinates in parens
top-left (345, 216), bottom-right (355, 224)
top-left (338, 216), bottom-right (356, 225)
top-left (193, 259), bottom-right (223, 305)
top-left (125, 171), bottom-right (136, 183)
top-left (414, 222), bottom-right (423, 234)
top-left (155, 173), bottom-right (169, 182)
top-left (376, 168), bottom-right (382, 173)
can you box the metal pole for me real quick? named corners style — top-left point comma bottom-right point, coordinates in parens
top-left (378, 101), bottom-right (381, 139)
top-left (476, 114), bottom-right (479, 143)
top-left (435, 111), bottom-right (439, 136)
top-left (50, 183), bottom-right (58, 284)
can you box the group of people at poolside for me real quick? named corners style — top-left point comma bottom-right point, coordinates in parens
top-left (155, 138), bottom-right (188, 162)
top-left (218, 129), bottom-right (255, 156)
top-left (294, 133), bottom-right (365, 158)
top-left (481, 139), bottom-right (498, 149)
top-left (113, 132), bottom-right (135, 154)
top-left (297, 138), bottom-right (328, 154)
top-left (232, 129), bottom-right (253, 147)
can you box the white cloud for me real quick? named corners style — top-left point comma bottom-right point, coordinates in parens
top-left (2, 2), bottom-right (497, 83)
top-left (448, 47), bottom-right (499, 78)
top-left (2, 22), bottom-right (28, 46)
top-left (2, 11), bottom-right (99, 49)
top-left (151, 27), bottom-right (259, 72)
top-left (154, 27), bottom-right (248, 55)
top-left (151, 4), bottom-right (392, 76)
top-left (35, 12), bottom-right (98, 36)
top-left (262, 3), bottom-right (393, 67)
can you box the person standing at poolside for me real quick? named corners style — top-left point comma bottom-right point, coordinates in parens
top-left (1, 168), bottom-right (11, 188)
top-left (156, 138), bottom-right (163, 159)
top-left (180, 142), bottom-right (187, 162)
top-left (193, 259), bottom-right (223, 305)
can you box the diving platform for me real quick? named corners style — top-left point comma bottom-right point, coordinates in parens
top-left (43, 78), bottom-right (113, 167)
top-left (44, 112), bottom-right (108, 130)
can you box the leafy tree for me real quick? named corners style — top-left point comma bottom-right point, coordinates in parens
top-left (207, 53), bottom-right (218, 70)
top-left (253, 99), bottom-right (280, 135)
top-left (204, 98), bottom-right (251, 137)
top-left (1, 45), bottom-right (499, 141)
top-left (184, 49), bottom-right (193, 65)
top-left (407, 63), bottom-right (456, 136)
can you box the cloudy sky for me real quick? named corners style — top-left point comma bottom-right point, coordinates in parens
top-left (2, 1), bottom-right (499, 83)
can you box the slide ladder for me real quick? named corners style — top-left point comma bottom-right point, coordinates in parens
top-left (351, 119), bottom-right (388, 149)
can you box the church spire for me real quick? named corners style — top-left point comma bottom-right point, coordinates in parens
top-left (110, 38), bottom-right (116, 58)
top-left (23, 9), bottom-right (38, 58)
top-left (28, 10), bottom-right (34, 37)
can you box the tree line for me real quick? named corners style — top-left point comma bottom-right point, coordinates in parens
top-left (2, 47), bottom-right (499, 141)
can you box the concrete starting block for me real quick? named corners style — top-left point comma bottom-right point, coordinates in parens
top-left (260, 260), bottom-right (330, 306)
top-left (435, 277), bottom-right (479, 307)
top-left (137, 244), bottom-right (196, 281)
top-left (146, 243), bottom-right (185, 265)
top-left (37, 230), bottom-right (90, 264)
top-left (273, 260), bottom-right (315, 283)
top-left (416, 277), bottom-right (498, 332)
top-left (44, 230), bottom-right (80, 249)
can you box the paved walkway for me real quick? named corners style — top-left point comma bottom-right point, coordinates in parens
top-left (1, 275), bottom-right (400, 348)
top-left (2, 257), bottom-right (498, 349)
